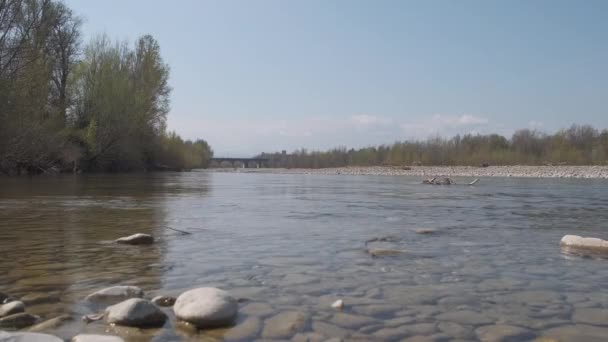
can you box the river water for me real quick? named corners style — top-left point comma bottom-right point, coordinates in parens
top-left (0, 172), bottom-right (607, 341)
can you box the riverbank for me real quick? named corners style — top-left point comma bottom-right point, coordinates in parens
top-left (209, 165), bottom-right (608, 179)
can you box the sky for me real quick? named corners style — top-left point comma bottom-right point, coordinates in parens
top-left (66, 0), bottom-right (608, 157)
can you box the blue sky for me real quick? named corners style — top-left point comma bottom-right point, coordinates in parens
top-left (66, 0), bottom-right (608, 156)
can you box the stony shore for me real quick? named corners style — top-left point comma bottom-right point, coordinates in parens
top-left (210, 165), bottom-right (608, 179)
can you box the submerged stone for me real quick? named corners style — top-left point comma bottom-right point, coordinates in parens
top-left (85, 286), bottom-right (144, 304)
top-left (560, 235), bottom-right (608, 254)
top-left (261, 311), bottom-right (307, 339)
top-left (27, 315), bottom-right (72, 332)
top-left (105, 298), bottom-right (167, 327)
top-left (0, 313), bottom-right (40, 329)
top-left (0, 331), bottom-right (63, 342)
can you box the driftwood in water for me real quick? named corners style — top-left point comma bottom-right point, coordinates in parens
top-left (422, 177), bottom-right (480, 186)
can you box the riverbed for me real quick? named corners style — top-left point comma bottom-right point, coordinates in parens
top-left (1, 172), bottom-right (607, 341)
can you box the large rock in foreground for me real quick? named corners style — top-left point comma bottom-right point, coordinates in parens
top-left (105, 298), bottom-right (167, 327)
top-left (115, 233), bottom-right (154, 245)
top-left (85, 286), bottom-right (144, 304)
top-left (173, 288), bottom-right (238, 328)
top-left (560, 235), bottom-right (608, 253)
top-left (0, 331), bottom-right (63, 342)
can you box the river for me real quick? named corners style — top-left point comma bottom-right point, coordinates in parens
top-left (1, 172), bottom-right (607, 341)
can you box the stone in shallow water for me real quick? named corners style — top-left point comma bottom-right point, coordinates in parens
top-left (330, 313), bottom-right (378, 329)
top-left (85, 286), bottom-right (144, 304)
top-left (105, 298), bottom-right (167, 327)
top-left (0, 301), bottom-right (25, 317)
top-left (560, 235), bottom-right (608, 250)
top-left (292, 332), bottom-right (326, 342)
top-left (261, 311), bottom-right (307, 339)
top-left (542, 324), bottom-right (608, 342)
top-left (436, 310), bottom-right (494, 326)
top-left (331, 299), bottom-right (344, 310)
top-left (27, 314), bottom-right (72, 332)
top-left (437, 321), bottom-right (474, 339)
top-left (20, 293), bottom-right (60, 306)
top-left (312, 321), bottom-right (349, 338)
top-left (0, 313), bottom-right (40, 329)
top-left (0, 331), bottom-right (63, 342)
top-left (352, 304), bottom-right (402, 316)
top-left (173, 287), bottom-right (238, 328)
top-left (220, 316), bottom-right (261, 341)
top-left (115, 233), bottom-right (154, 245)
top-left (71, 335), bottom-right (125, 342)
top-left (475, 324), bottom-right (534, 342)
top-left (240, 302), bottom-right (274, 317)
top-left (572, 308), bottom-right (608, 326)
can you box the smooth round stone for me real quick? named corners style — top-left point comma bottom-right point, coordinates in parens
top-left (115, 233), bottom-right (154, 245)
top-left (71, 335), bottom-right (125, 342)
top-left (173, 288), bottom-right (237, 328)
top-left (0, 301), bottom-right (25, 317)
top-left (0, 332), bottom-right (63, 342)
top-left (475, 324), bottom-right (534, 342)
top-left (105, 298), bottom-right (167, 327)
top-left (85, 286), bottom-right (144, 304)
top-left (436, 310), bottom-right (494, 325)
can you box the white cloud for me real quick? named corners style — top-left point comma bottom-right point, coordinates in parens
top-left (528, 120), bottom-right (544, 129)
top-left (350, 114), bottom-right (393, 127)
top-left (431, 114), bottom-right (489, 126)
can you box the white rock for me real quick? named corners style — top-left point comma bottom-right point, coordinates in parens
top-left (331, 299), bottom-right (344, 309)
top-left (560, 235), bottom-right (608, 250)
top-left (0, 332), bottom-right (63, 342)
top-left (115, 233), bottom-right (154, 245)
top-left (105, 298), bottom-right (166, 327)
top-left (71, 334), bottom-right (125, 342)
top-left (0, 301), bottom-right (25, 317)
top-left (173, 287), bottom-right (238, 328)
top-left (85, 286), bottom-right (143, 304)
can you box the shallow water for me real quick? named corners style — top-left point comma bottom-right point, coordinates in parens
top-left (1, 172), bottom-right (608, 341)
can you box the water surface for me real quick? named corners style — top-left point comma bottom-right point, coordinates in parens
top-left (1, 172), bottom-right (607, 341)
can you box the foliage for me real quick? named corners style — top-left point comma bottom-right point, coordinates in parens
top-left (0, 0), bottom-right (211, 174)
top-left (259, 125), bottom-right (608, 168)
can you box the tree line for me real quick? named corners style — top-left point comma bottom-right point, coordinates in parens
top-left (258, 125), bottom-right (608, 168)
top-left (0, 0), bottom-right (212, 175)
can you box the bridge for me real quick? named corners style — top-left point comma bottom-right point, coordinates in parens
top-left (210, 157), bottom-right (269, 168)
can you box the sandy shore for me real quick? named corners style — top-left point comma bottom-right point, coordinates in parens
top-left (209, 165), bottom-right (608, 179)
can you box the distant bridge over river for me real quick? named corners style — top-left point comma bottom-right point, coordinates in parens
top-left (210, 157), bottom-right (269, 168)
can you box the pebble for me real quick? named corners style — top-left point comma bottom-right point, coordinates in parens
top-left (331, 299), bottom-right (344, 310)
